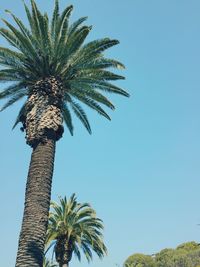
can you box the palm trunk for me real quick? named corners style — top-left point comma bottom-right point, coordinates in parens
top-left (55, 237), bottom-right (73, 267)
top-left (15, 139), bottom-right (56, 267)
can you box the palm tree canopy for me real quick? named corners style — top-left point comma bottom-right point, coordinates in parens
top-left (0, 0), bottom-right (129, 136)
top-left (46, 194), bottom-right (107, 262)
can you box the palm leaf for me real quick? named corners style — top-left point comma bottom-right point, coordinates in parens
top-left (62, 103), bottom-right (73, 135)
top-left (70, 85), bottom-right (115, 110)
top-left (80, 38), bottom-right (119, 57)
top-left (70, 79), bottom-right (129, 97)
top-left (73, 57), bottom-right (125, 70)
top-left (72, 93), bottom-right (111, 120)
top-left (2, 19), bottom-right (38, 60)
top-left (57, 26), bottom-right (92, 75)
top-left (68, 17), bottom-right (88, 36)
top-left (12, 101), bottom-right (27, 129)
top-left (70, 100), bottom-right (91, 134)
top-left (81, 242), bottom-right (93, 262)
top-left (51, 0), bottom-right (59, 39)
top-left (23, 1), bottom-right (34, 32)
top-left (0, 83), bottom-right (25, 100)
top-left (0, 28), bottom-right (22, 50)
top-left (0, 90), bottom-right (26, 111)
top-left (30, 0), bottom-right (42, 39)
top-left (73, 244), bottom-right (81, 261)
top-left (53, 5), bottom-right (73, 59)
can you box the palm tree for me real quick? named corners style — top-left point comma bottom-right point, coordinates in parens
top-left (43, 257), bottom-right (58, 267)
top-left (46, 194), bottom-right (107, 267)
top-left (0, 1), bottom-right (129, 266)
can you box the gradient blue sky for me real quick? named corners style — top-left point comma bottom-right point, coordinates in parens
top-left (0, 0), bottom-right (200, 267)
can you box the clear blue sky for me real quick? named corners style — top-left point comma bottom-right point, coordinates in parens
top-left (0, 0), bottom-right (200, 267)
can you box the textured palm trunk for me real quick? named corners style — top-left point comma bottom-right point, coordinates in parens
top-left (55, 236), bottom-right (73, 267)
top-left (15, 139), bottom-right (56, 267)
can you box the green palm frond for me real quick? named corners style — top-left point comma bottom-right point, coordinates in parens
top-left (69, 100), bottom-right (92, 134)
top-left (69, 78), bottom-right (129, 97)
top-left (0, 47), bottom-right (24, 63)
top-left (72, 93), bottom-right (111, 120)
top-left (68, 17), bottom-right (88, 36)
top-left (53, 5), bottom-right (73, 58)
top-left (46, 194), bottom-right (107, 263)
top-left (0, 83), bottom-right (25, 99)
top-left (81, 38), bottom-right (120, 55)
top-left (74, 57), bottom-right (125, 70)
top-left (81, 242), bottom-right (93, 261)
top-left (2, 19), bottom-right (38, 59)
top-left (62, 104), bottom-right (73, 136)
top-left (0, 0), bottom-right (129, 134)
top-left (51, 0), bottom-right (59, 39)
top-left (5, 9), bottom-right (33, 42)
top-left (0, 90), bottom-right (26, 111)
top-left (74, 69), bottom-right (125, 81)
top-left (73, 243), bottom-right (81, 261)
top-left (71, 87), bottom-right (115, 110)
top-left (55, 25), bottom-right (92, 75)
top-left (12, 101), bottom-right (27, 129)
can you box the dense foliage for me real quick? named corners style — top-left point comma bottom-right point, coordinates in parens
top-left (124, 242), bottom-right (200, 267)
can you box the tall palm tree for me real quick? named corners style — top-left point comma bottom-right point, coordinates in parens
top-left (46, 194), bottom-right (107, 267)
top-left (0, 1), bottom-right (129, 266)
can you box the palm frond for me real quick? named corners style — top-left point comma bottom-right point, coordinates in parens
top-left (0, 28), bottom-right (22, 49)
top-left (57, 26), bottom-right (92, 75)
top-left (73, 244), bottom-right (81, 261)
top-left (72, 93), bottom-right (111, 120)
top-left (78, 38), bottom-right (119, 59)
top-left (62, 103), bottom-right (73, 135)
top-left (0, 47), bottom-right (24, 62)
top-left (51, 0), bottom-right (59, 39)
top-left (12, 101), bottom-right (26, 129)
top-left (53, 5), bottom-right (73, 60)
top-left (0, 82), bottom-right (25, 100)
top-left (70, 100), bottom-right (91, 134)
top-left (30, 0), bottom-right (42, 39)
top-left (55, 5), bottom-right (73, 42)
top-left (23, 1), bottom-right (34, 32)
top-left (74, 69), bottom-right (125, 81)
top-left (81, 242), bottom-right (93, 262)
top-left (73, 57), bottom-right (125, 70)
top-left (0, 90), bottom-right (26, 111)
top-left (70, 85), bottom-right (115, 110)
top-left (2, 19), bottom-right (38, 60)
top-left (70, 79), bottom-right (129, 97)
top-left (5, 9), bottom-right (33, 43)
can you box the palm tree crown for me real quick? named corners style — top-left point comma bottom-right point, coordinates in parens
top-left (46, 194), bottom-right (107, 266)
top-left (0, 0), bottom-right (129, 147)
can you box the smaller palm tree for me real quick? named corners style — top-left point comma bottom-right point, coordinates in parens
top-left (43, 257), bottom-right (58, 267)
top-left (46, 194), bottom-right (107, 267)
